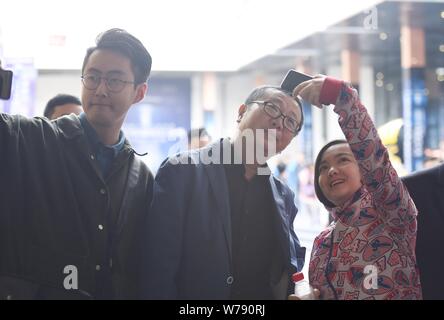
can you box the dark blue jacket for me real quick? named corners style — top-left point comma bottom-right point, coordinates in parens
top-left (143, 139), bottom-right (305, 299)
top-left (403, 163), bottom-right (444, 300)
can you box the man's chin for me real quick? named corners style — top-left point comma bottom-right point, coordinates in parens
top-left (86, 111), bottom-right (114, 126)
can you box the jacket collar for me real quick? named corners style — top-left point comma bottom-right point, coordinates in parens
top-left (54, 113), bottom-right (133, 153)
top-left (201, 138), bottom-right (233, 260)
top-left (79, 113), bottom-right (127, 159)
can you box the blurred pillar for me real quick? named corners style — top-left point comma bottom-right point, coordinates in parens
top-left (295, 58), bottom-right (314, 163)
top-left (341, 49), bottom-right (360, 92)
top-left (400, 3), bottom-right (427, 172)
top-left (201, 72), bottom-right (218, 138)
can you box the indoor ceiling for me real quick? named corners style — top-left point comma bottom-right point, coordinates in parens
top-left (0, 0), bottom-right (383, 71)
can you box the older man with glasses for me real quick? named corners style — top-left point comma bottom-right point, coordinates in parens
top-left (143, 85), bottom-right (306, 300)
top-left (0, 28), bottom-right (154, 299)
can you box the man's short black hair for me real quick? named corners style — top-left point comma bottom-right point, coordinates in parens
top-left (82, 28), bottom-right (152, 85)
top-left (44, 94), bottom-right (82, 119)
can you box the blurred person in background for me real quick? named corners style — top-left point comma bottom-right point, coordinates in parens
top-left (44, 93), bottom-right (83, 120)
top-left (187, 127), bottom-right (212, 149)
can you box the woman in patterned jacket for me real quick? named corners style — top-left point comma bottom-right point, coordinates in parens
top-left (293, 76), bottom-right (422, 300)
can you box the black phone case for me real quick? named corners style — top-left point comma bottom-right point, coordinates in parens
top-left (0, 69), bottom-right (13, 100)
top-left (280, 70), bottom-right (313, 93)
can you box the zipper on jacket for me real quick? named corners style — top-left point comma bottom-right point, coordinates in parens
top-left (325, 229), bottom-right (339, 300)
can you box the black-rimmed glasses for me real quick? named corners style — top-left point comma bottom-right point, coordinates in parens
top-left (248, 100), bottom-right (301, 134)
top-left (81, 74), bottom-right (135, 93)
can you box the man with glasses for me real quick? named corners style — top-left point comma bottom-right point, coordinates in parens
top-left (0, 28), bottom-right (154, 299)
top-left (143, 85), bottom-right (306, 299)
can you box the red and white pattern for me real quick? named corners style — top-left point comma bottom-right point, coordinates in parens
top-left (309, 79), bottom-right (422, 300)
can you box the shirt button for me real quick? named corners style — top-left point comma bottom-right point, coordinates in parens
top-left (90, 154), bottom-right (95, 160)
top-left (6, 294), bottom-right (12, 300)
top-left (109, 259), bottom-right (113, 268)
top-left (95, 265), bottom-right (101, 271)
top-left (226, 276), bottom-right (234, 285)
top-left (100, 188), bottom-right (106, 195)
top-left (98, 224), bottom-right (104, 231)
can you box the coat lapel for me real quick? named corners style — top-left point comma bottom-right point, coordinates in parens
top-left (269, 176), bottom-right (291, 266)
top-left (203, 139), bottom-right (233, 260)
top-left (438, 163), bottom-right (444, 187)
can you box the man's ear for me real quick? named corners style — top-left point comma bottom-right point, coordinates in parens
top-left (237, 104), bottom-right (247, 123)
top-left (133, 83), bottom-right (148, 104)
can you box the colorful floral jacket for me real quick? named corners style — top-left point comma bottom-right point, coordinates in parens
top-left (309, 78), bottom-right (422, 300)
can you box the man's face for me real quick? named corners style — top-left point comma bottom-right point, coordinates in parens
top-left (50, 103), bottom-right (83, 120)
top-left (81, 49), bottom-right (147, 129)
top-left (237, 89), bottom-right (301, 157)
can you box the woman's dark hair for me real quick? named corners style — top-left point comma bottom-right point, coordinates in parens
top-left (314, 139), bottom-right (348, 208)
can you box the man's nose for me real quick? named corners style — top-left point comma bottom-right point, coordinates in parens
top-left (95, 78), bottom-right (109, 96)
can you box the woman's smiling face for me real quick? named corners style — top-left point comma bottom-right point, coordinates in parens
top-left (318, 143), bottom-right (362, 207)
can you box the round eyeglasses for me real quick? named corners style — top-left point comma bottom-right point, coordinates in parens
top-left (81, 74), bottom-right (135, 93)
top-left (248, 100), bottom-right (301, 134)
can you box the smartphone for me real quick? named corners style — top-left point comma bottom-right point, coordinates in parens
top-left (0, 67), bottom-right (13, 100)
top-left (280, 69), bottom-right (313, 93)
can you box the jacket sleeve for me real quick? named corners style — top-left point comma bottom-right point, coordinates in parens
top-left (0, 113), bottom-right (23, 156)
top-left (0, 113), bottom-right (57, 199)
top-left (320, 78), bottom-right (418, 231)
top-left (0, 113), bottom-right (56, 156)
top-left (141, 155), bottom-right (194, 299)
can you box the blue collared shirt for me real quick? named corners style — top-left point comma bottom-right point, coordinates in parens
top-left (79, 113), bottom-right (125, 177)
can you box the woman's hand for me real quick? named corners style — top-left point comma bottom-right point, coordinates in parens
top-left (292, 75), bottom-right (326, 109)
